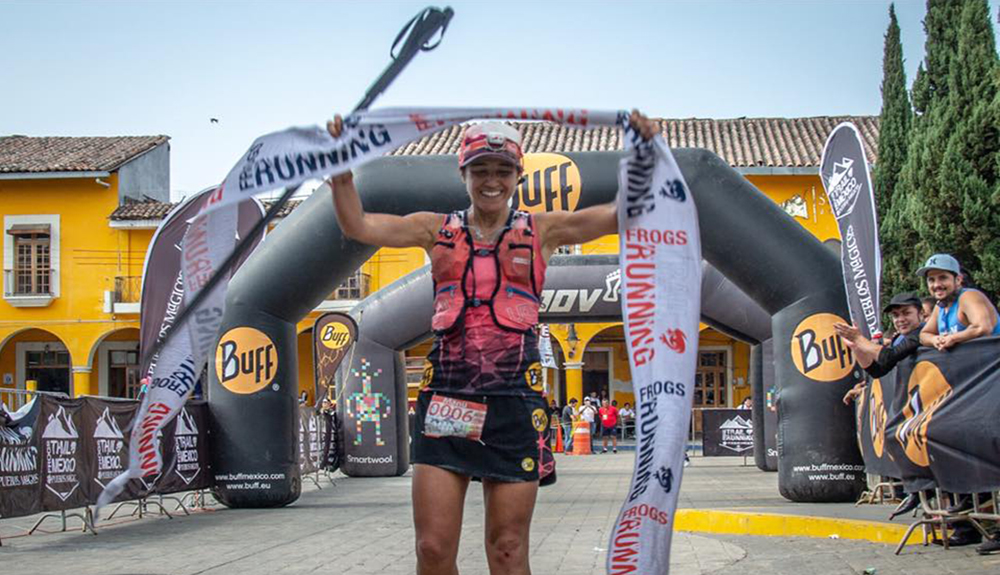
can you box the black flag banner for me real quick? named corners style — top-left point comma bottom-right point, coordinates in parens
top-left (0, 395), bottom-right (210, 520)
top-left (820, 123), bottom-right (883, 340)
top-left (858, 337), bottom-right (1000, 493)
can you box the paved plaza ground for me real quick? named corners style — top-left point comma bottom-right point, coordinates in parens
top-left (2, 453), bottom-right (998, 574)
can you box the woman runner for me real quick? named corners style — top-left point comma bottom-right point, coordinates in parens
top-left (327, 111), bottom-right (656, 575)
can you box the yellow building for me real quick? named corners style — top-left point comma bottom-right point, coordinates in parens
top-left (0, 116), bottom-right (878, 415)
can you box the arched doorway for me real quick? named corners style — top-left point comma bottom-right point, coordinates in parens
top-left (1, 328), bottom-right (72, 394)
top-left (89, 328), bottom-right (141, 398)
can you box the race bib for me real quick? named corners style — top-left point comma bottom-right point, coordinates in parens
top-left (424, 394), bottom-right (488, 441)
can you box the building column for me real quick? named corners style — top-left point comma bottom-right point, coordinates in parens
top-left (563, 361), bottom-right (584, 404)
top-left (72, 367), bottom-right (93, 397)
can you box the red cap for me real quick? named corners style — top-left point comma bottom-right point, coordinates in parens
top-left (458, 122), bottom-right (523, 169)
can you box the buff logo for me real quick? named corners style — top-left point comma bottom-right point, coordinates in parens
top-left (215, 327), bottom-right (279, 394)
top-left (321, 322), bottom-right (352, 350)
top-left (511, 153), bottom-right (581, 213)
top-left (790, 313), bottom-right (855, 382)
top-left (896, 361), bottom-right (952, 467)
top-left (238, 125), bottom-right (392, 192)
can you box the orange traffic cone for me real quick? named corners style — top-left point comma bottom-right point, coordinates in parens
top-left (569, 421), bottom-right (592, 455)
top-left (554, 424), bottom-right (564, 453)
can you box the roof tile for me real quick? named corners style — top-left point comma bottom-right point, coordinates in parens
top-left (0, 136), bottom-right (169, 173)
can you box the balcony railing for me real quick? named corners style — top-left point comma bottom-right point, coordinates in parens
top-left (3, 268), bottom-right (55, 297)
top-left (114, 276), bottom-right (143, 303)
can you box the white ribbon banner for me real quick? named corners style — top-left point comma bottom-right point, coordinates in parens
top-left (210, 107), bottom-right (620, 213)
top-left (608, 127), bottom-right (702, 574)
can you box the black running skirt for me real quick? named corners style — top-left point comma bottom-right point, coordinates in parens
top-left (412, 390), bottom-right (555, 484)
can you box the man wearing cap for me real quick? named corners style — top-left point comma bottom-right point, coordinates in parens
top-left (835, 292), bottom-right (926, 388)
top-left (835, 293), bottom-right (928, 519)
top-left (917, 253), bottom-right (1000, 350)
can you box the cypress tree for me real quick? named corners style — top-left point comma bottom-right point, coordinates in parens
top-left (948, 0), bottom-right (1000, 295)
top-left (892, 0), bottom-right (963, 294)
top-left (875, 4), bottom-right (912, 300)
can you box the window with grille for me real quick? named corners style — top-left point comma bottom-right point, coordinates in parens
top-left (330, 271), bottom-right (371, 300)
top-left (14, 232), bottom-right (51, 295)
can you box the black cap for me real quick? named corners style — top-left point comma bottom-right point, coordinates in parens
top-left (883, 292), bottom-right (921, 314)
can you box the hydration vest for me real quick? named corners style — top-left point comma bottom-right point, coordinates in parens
top-left (431, 210), bottom-right (546, 334)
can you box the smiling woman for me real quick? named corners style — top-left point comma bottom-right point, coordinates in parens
top-left (326, 111), bottom-right (655, 575)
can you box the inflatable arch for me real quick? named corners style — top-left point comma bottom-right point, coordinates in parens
top-left (331, 255), bottom-right (772, 477)
top-left (208, 150), bottom-right (866, 507)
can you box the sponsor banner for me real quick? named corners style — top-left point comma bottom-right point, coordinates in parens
top-left (297, 406), bottom-right (325, 475)
top-left (313, 313), bottom-right (358, 402)
top-left (820, 123), bottom-right (882, 340)
top-left (0, 398), bottom-right (41, 518)
top-left (212, 106), bottom-right (621, 213)
top-left (609, 122), bottom-right (702, 574)
top-left (856, 372), bottom-right (897, 478)
top-left (157, 402), bottom-right (210, 494)
top-left (0, 396), bottom-right (211, 519)
top-left (82, 399), bottom-right (146, 504)
top-left (140, 189), bottom-right (265, 379)
top-left (858, 338), bottom-right (1000, 494)
top-left (38, 397), bottom-right (89, 511)
top-left (702, 409), bottom-right (754, 457)
top-left (108, 192), bottom-right (263, 511)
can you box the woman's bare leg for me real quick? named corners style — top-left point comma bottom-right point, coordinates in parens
top-left (482, 479), bottom-right (538, 575)
top-left (413, 464), bottom-right (471, 575)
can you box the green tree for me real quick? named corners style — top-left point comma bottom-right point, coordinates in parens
top-left (892, 0), bottom-right (963, 295)
top-left (875, 4), bottom-right (912, 300)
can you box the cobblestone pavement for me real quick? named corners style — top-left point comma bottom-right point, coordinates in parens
top-left (1, 453), bottom-right (997, 574)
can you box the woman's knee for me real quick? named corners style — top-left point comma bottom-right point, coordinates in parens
top-left (486, 532), bottom-right (528, 566)
top-left (416, 536), bottom-right (456, 566)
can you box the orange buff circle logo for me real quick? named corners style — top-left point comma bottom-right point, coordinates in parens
top-left (790, 313), bottom-right (855, 382)
top-left (320, 322), bottom-right (352, 350)
top-left (420, 360), bottom-right (434, 390)
top-left (525, 362), bottom-right (544, 392)
top-left (216, 327), bottom-right (279, 394)
top-left (895, 361), bottom-right (952, 467)
top-left (869, 378), bottom-right (887, 458)
top-left (511, 153), bottom-right (581, 214)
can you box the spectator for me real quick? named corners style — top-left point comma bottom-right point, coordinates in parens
top-left (561, 398), bottom-right (578, 453)
top-left (598, 398), bottom-right (619, 453)
top-left (917, 254), bottom-right (1000, 350)
top-left (579, 398), bottom-right (598, 452)
top-left (619, 402), bottom-right (635, 439)
top-left (921, 296), bottom-right (936, 321)
top-left (837, 293), bottom-right (926, 385)
top-left (740, 397), bottom-right (752, 411)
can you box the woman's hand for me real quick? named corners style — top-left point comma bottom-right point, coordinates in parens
top-left (630, 109), bottom-right (657, 140)
top-left (325, 115), bottom-right (353, 188)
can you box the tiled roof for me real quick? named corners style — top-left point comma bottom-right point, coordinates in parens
top-left (110, 198), bottom-right (303, 221)
top-left (393, 116), bottom-right (880, 168)
top-left (109, 115), bottom-right (880, 221)
top-left (0, 135), bottom-right (169, 173)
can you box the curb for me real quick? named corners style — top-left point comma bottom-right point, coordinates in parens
top-left (674, 509), bottom-right (915, 546)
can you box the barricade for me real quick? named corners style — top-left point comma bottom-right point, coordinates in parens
top-left (569, 421), bottom-right (592, 455)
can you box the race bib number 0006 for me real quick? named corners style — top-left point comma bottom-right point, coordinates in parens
top-left (424, 394), bottom-right (488, 441)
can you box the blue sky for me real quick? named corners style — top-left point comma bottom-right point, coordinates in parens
top-left (2, 0), bottom-right (998, 200)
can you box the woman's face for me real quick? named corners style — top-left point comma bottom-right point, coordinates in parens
top-left (462, 157), bottom-right (519, 214)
